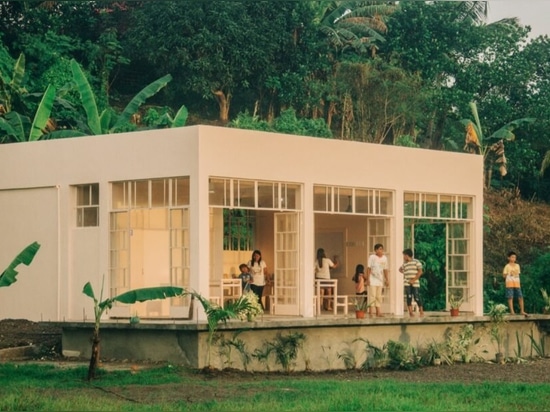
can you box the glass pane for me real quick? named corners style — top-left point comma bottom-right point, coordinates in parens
top-left (151, 179), bottom-right (167, 207)
top-left (111, 212), bottom-right (129, 230)
top-left (449, 256), bottom-right (465, 270)
top-left (174, 177), bottom-right (190, 206)
top-left (76, 186), bottom-right (89, 206)
top-left (236, 180), bottom-right (255, 208)
top-left (455, 239), bottom-right (468, 254)
top-left (379, 190), bottom-right (393, 215)
top-left (450, 224), bottom-right (465, 238)
top-left (440, 195), bottom-right (452, 218)
top-left (209, 178), bottom-right (227, 206)
top-left (258, 181), bottom-right (275, 209)
top-left (424, 194), bottom-right (438, 217)
top-left (283, 183), bottom-right (301, 210)
top-left (337, 187), bottom-right (353, 213)
top-left (83, 207), bottom-right (99, 226)
top-left (313, 185), bottom-right (329, 212)
top-left (112, 182), bottom-right (126, 209)
top-left (134, 180), bottom-right (149, 207)
top-left (355, 189), bottom-right (369, 214)
top-left (171, 209), bottom-right (182, 227)
top-left (90, 184), bottom-right (99, 205)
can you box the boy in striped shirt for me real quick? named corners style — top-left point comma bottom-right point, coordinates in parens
top-left (400, 248), bottom-right (424, 317)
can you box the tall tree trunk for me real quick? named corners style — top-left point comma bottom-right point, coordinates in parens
top-left (212, 90), bottom-right (231, 122)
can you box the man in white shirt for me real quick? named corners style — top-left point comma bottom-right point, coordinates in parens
top-left (366, 243), bottom-right (389, 317)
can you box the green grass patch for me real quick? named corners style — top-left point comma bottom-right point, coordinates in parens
top-left (0, 364), bottom-right (549, 411)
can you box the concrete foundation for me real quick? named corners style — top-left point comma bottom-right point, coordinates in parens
top-left (61, 314), bottom-right (550, 371)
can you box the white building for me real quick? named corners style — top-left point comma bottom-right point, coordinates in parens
top-left (0, 126), bottom-right (484, 321)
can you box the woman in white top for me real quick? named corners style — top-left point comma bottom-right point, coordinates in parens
top-left (314, 248), bottom-right (338, 310)
top-left (248, 249), bottom-right (268, 310)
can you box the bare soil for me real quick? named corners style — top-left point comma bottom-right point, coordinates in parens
top-left (1, 318), bottom-right (549, 386)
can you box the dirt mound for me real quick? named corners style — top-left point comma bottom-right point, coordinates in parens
top-left (0, 318), bottom-right (62, 359)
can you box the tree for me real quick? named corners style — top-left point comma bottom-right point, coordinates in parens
top-left (0, 242), bottom-right (40, 288)
top-left (82, 281), bottom-right (185, 380)
top-left (53, 59), bottom-right (174, 137)
top-left (315, 1), bottom-right (395, 58)
top-left (462, 101), bottom-right (535, 188)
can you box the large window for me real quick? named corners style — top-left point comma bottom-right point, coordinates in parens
top-left (75, 184), bottom-right (99, 227)
top-left (404, 193), bottom-right (472, 220)
top-left (110, 177), bottom-right (190, 310)
top-left (314, 185), bottom-right (393, 215)
top-left (209, 177), bottom-right (301, 211)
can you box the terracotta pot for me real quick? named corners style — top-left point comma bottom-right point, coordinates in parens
top-left (450, 308), bottom-right (459, 317)
top-left (355, 310), bottom-right (365, 319)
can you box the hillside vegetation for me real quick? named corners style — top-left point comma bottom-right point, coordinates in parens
top-left (484, 189), bottom-right (550, 311)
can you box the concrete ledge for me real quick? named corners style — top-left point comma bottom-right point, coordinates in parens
top-left (0, 345), bottom-right (38, 361)
top-left (60, 314), bottom-right (550, 371)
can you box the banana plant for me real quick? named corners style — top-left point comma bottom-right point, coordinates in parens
top-left (82, 280), bottom-right (186, 380)
top-left (0, 53), bottom-right (27, 114)
top-left (0, 242), bottom-right (41, 288)
top-left (0, 85), bottom-right (56, 142)
top-left (462, 101), bottom-right (535, 188)
top-left (159, 105), bottom-right (189, 128)
top-left (69, 59), bottom-right (173, 135)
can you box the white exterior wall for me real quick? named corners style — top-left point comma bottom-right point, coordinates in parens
top-left (0, 126), bottom-right (483, 321)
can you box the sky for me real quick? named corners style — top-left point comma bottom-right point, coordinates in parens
top-left (487, 0), bottom-right (550, 38)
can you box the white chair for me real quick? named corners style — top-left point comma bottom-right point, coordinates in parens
top-left (314, 279), bottom-right (338, 315)
top-left (221, 278), bottom-right (243, 307)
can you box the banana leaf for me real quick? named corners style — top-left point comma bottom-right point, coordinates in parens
top-left (488, 118), bottom-right (536, 141)
top-left (10, 54), bottom-right (25, 90)
top-left (112, 74), bottom-right (172, 131)
top-left (112, 286), bottom-right (186, 305)
top-left (0, 111), bottom-right (29, 142)
top-left (70, 59), bottom-right (101, 135)
top-left (0, 242), bottom-right (41, 288)
top-left (29, 84), bottom-right (56, 141)
top-left (171, 105), bottom-right (189, 128)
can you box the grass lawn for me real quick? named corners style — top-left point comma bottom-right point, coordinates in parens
top-left (1, 363), bottom-right (549, 411)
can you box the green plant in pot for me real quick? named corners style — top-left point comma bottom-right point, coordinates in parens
top-left (353, 296), bottom-right (370, 318)
top-left (422, 339), bottom-right (452, 366)
top-left (448, 294), bottom-right (465, 316)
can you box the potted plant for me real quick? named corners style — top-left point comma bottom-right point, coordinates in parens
top-left (488, 303), bottom-right (507, 363)
top-left (353, 296), bottom-right (369, 319)
top-left (541, 288), bottom-right (550, 314)
top-left (448, 294), bottom-right (464, 316)
top-left (422, 339), bottom-right (451, 366)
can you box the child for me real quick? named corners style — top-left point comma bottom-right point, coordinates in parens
top-left (352, 264), bottom-right (367, 296)
top-left (238, 263), bottom-right (253, 293)
top-left (502, 251), bottom-right (528, 316)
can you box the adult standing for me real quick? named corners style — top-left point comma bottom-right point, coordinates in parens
top-left (314, 248), bottom-right (338, 311)
top-left (248, 250), bottom-right (268, 310)
top-left (366, 243), bottom-right (389, 317)
top-left (400, 248), bottom-right (424, 317)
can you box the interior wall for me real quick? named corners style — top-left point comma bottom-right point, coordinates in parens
top-left (315, 214), bottom-right (370, 296)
